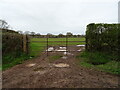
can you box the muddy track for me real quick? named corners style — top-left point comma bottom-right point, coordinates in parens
top-left (2, 46), bottom-right (119, 88)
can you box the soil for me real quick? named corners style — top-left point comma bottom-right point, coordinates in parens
top-left (2, 46), bottom-right (119, 88)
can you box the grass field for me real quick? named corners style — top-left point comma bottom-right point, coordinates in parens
top-left (30, 37), bottom-right (85, 56)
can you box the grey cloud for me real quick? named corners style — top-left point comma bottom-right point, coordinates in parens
top-left (0, 0), bottom-right (119, 35)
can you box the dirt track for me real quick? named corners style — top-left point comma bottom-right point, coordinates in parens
top-left (2, 46), bottom-right (119, 88)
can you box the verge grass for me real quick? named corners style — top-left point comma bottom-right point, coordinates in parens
top-left (48, 55), bottom-right (62, 63)
top-left (76, 51), bottom-right (120, 75)
top-left (3, 53), bottom-right (30, 70)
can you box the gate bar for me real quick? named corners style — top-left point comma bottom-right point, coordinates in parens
top-left (66, 35), bottom-right (68, 55)
top-left (47, 37), bottom-right (48, 56)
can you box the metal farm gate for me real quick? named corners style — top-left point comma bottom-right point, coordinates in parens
top-left (30, 36), bottom-right (85, 57)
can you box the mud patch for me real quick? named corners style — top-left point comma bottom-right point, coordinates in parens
top-left (33, 67), bottom-right (47, 74)
top-left (33, 67), bottom-right (46, 71)
top-left (34, 70), bottom-right (47, 74)
top-left (53, 63), bottom-right (69, 68)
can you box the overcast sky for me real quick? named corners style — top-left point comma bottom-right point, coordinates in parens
top-left (0, 0), bottom-right (119, 35)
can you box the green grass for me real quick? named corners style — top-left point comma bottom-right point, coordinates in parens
top-left (30, 42), bottom-right (46, 56)
top-left (48, 55), bottom-right (62, 63)
top-left (31, 37), bottom-right (85, 41)
top-left (80, 51), bottom-right (111, 65)
top-left (3, 53), bottom-right (30, 70)
top-left (30, 37), bottom-right (85, 57)
top-left (96, 61), bottom-right (120, 74)
top-left (76, 51), bottom-right (120, 75)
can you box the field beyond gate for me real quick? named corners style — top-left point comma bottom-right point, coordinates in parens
top-left (30, 37), bottom-right (85, 57)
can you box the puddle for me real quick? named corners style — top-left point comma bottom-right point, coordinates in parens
top-left (46, 46), bottom-right (67, 52)
top-left (59, 47), bottom-right (66, 49)
top-left (63, 52), bottom-right (74, 55)
top-left (77, 49), bottom-right (82, 52)
top-left (46, 47), bottom-right (54, 51)
top-left (76, 45), bottom-right (85, 47)
top-left (63, 52), bottom-right (67, 55)
top-left (55, 49), bottom-right (67, 52)
top-left (26, 64), bottom-right (36, 67)
top-left (55, 46), bottom-right (67, 52)
top-left (46, 46), bottom-right (84, 52)
top-left (53, 63), bottom-right (69, 68)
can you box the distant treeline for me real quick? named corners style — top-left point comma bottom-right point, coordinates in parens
top-left (29, 34), bottom-right (85, 38)
top-left (17, 30), bottom-right (85, 38)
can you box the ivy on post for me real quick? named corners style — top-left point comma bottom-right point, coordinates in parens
top-left (46, 35), bottom-right (49, 56)
top-left (66, 34), bottom-right (68, 56)
top-left (23, 35), bottom-right (27, 54)
top-left (26, 35), bottom-right (30, 54)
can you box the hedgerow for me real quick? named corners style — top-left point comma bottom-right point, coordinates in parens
top-left (86, 23), bottom-right (120, 61)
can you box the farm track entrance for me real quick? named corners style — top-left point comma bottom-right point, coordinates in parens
top-left (3, 44), bottom-right (119, 88)
top-left (3, 37), bottom-right (119, 88)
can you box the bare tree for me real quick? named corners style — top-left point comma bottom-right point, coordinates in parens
top-left (47, 33), bottom-right (53, 38)
top-left (58, 33), bottom-right (64, 38)
top-left (36, 33), bottom-right (41, 38)
top-left (30, 32), bottom-right (35, 36)
top-left (66, 32), bottom-right (73, 37)
top-left (24, 31), bottom-right (30, 35)
top-left (0, 19), bottom-right (10, 29)
top-left (36, 33), bottom-right (41, 35)
top-left (17, 30), bottom-right (23, 34)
